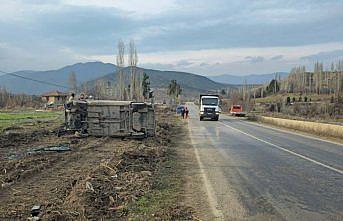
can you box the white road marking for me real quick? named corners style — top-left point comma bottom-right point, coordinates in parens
top-left (221, 115), bottom-right (343, 147)
top-left (219, 122), bottom-right (343, 175)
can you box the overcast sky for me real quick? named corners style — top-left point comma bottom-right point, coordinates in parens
top-left (1, 0), bottom-right (343, 76)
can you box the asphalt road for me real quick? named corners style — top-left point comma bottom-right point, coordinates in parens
top-left (187, 103), bottom-right (343, 221)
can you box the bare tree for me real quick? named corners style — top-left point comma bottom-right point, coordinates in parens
top-left (93, 80), bottom-right (107, 99)
top-left (330, 62), bottom-right (335, 94)
top-left (116, 40), bottom-right (125, 100)
top-left (68, 71), bottom-right (77, 93)
top-left (337, 60), bottom-right (343, 101)
top-left (168, 80), bottom-right (182, 104)
top-left (128, 40), bottom-right (139, 100)
top-left (80, 83), bottom-right (89, 95)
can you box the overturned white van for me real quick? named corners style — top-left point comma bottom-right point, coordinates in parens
top-left (65, 100), bottom-right (155, 138)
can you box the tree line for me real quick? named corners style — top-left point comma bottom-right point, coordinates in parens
top-left (0, 87), bottom-right (41, 108)
top-left (280, 60), bottom-right (343, 96)
top-left (225, 60), bottom-right (343, 103)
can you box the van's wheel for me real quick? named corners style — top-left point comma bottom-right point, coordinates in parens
top-left (200, 116), bottom-right (203, 121)
top-left (214, 116), bottom-right (219, 121)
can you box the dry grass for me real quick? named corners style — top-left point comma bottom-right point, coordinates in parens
top-left (259, 116), bottom-right (343, 139)
top-left (255, 93), bottom-right (332, 103)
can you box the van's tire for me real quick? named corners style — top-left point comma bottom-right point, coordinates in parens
top-left (214, 116), bottom-right (219, 121)
top-left (200, 116), bottom-right (203, 121)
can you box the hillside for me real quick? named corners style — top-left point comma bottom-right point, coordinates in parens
top-left (209, 72), bottom-right (288, 84)
top-left (87, 67), bottom-right (229, 92)
top-left (0, 62), bottom-right (229, 95)
top-left (0, 62), bottom-right (117, 94)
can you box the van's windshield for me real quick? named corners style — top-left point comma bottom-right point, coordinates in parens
top-left (202, 98), bottom-right (218, 106)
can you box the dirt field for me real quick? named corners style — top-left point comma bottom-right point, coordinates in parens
top-left (0, 107), bottom-right (194, 221)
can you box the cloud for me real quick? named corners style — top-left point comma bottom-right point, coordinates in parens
top-left (199, 62), bottom-right (209, 67)
top-left (271, 55), bottom-right (284, 60)
top-left (142, 59), bottom-right (194, 70)
top-left (245, 56), bottom-right (265, 63)
top-left (2, 0), bottom-right (343, 53)
top-left (136, 0), bottom-right (343, 51)
top-left (1, 0), bottom-right (343, 73)
top-left (86, 42), bottom-right (343, 76)
top-left (63, 0), bottom-right (177, 17)
top-left (301, 50), bottom-right (343, 61)
top-left (16, 0), bottom-right (60, 4)
top-left (141, 62), bottom-right (175, 70)
top-left (0, 41), bottom-right (88, 71)
top-left (176, 59), bottom-right (193, 67)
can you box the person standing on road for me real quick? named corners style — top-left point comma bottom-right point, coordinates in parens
top-left (181, 107), bottom-right (185, 119)
top-left (185, 106), bottom-right (189, 119)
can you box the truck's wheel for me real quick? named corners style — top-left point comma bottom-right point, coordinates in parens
top-left (214, 116), bottom-right (219, 121)
top-left (200, 116), bottom-right (203, 121)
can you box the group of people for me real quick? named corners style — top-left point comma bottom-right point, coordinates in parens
top-left (181, 106), bottom-right (189, 119)
top-left (68, 93), bottom-right (93, 103)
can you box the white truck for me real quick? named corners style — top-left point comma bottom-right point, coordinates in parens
top-left (199, 94), bottom-right (221, 121)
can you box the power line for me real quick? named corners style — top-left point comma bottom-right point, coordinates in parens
top-left (0, 70), bottom-right (68, 89)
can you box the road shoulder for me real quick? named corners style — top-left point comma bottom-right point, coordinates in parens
top-left (179, 118), bottom-right (215, 221)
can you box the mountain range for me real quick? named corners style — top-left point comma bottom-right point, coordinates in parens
top-left (0, 62), bottom-right (227, 95)
top-left (0, 61), bottom-right (288, 95)
top-left (0, 62), bottom-right (117, 94)
top-left (87, 67), bottom-right (229, 93)
top-left (209, 72), bottom-right (288, 85)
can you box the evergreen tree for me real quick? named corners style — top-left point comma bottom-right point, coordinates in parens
top-left (142, 72), bottom-right (150, 100)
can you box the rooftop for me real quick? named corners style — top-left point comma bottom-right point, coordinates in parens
top-left (41, 90), bottom-right (68, 97)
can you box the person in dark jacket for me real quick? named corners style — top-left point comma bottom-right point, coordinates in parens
top-left (181, 107), bottom-right (185, 119)
top-left (185, 106), bottom-right (189, 119)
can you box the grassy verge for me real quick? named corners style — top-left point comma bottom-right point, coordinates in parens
top-left (129, 118), bottom-right (193, 220)
top-left (130, 149), bottom-right (183, 218)
top-left (0, 110), bottom-right (63, 132)
top-left (0, 111), bottom-right (61, 120)
top-left (251, 115), bottom-right (343, 140)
